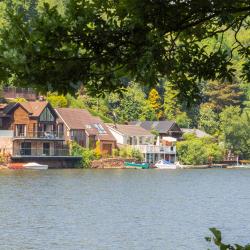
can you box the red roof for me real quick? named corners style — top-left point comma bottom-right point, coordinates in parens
top-left (20, 101), bottom-right (48, 116)
top-left (55, 108), bottom-right (116, 141)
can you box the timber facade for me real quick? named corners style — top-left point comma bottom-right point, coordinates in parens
top-left (0, 102), bottom-right (67, 157)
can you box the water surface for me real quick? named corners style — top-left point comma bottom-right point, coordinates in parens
top-left (0, 169), bottom-right (250, 249)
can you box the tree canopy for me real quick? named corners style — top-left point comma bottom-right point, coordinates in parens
top-left (0, 0), bottom-right (250, 99)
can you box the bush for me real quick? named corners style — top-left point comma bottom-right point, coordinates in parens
top-left (118, 146), bottom-right (143, 161)
top-left (70, 141), bottom-right (99, 168)
top-left (112, 148), bottom-right (119, 157)
top-left (177, 134), bottom-right (224, 165)
top-left (119, 146), bottom-right (132, 158)
top-left (131, 148), bottom-right (144, 161)
top-left (46, 92), bottom-right (68, 108)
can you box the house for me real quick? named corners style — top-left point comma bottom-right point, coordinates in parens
top-left (107, 124), bottom-right (177, 163)
top-left (181, 128), bottom-right (210, 138)
top-left (55, 108), bottom-right (116, 155)
top-left (129, 120), bottom-right (183, 140)
top-left (0, 101), bottom-right (66, 157)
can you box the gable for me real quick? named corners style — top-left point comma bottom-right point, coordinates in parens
top-left (13, 106), bottom-right (30, 124)
top-left (39, 107), bottom-right (55, 122)
top-left (169, 123), bottom-right (182, 133)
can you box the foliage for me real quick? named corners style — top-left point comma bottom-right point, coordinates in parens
top-left (1, 1), bottom-right (250, 100)
top-left (163, 81), bottom-right (180, 120)
top-left (46, 92), bottom-right (68, 108)
top-left (198, 104), bottom-right (219, 135)
top-left (95, 140), bottom-right (101, 158)
top-left (148, 88), bottom-right (162, 119)
top-left (119, 146), bottom-right (132, 159)
top-left (175, 112), bottom-right (192, 128)
top-left (131, 148), bottom-right (144, 162)
top-left (203, 80), bottom-right (244, 112)
top-left (206, 228), bottom-right (250, 250)
top-left (112, 148), bottom-right (119, 158)
top-left (70, 141), bottom-right (99, 168)
top-left (9, 97), bottom-right (27, 103)
top-left (177, 134), bottom-right (223, 165)
top-left (219, 106), bottom-right (250, 158)
top-left (118, 146), bottom-right (143, 161)
top-left (108, 82), bottom-right (156, 123)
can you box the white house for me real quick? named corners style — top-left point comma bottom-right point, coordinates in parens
top-left (107, 124), bottom-right (177, 163)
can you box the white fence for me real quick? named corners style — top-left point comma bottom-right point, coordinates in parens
top-left (132, 145), bottom-right (176, 154)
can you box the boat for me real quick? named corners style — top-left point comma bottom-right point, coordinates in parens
top-left (23, 162), bottom-right (48, 170)
top-left (124, 162), bottom-right (149, 169)
top-left (155, 159), bottom-right (177, 169)
top-left (8, 163), bottom-right (25, 170)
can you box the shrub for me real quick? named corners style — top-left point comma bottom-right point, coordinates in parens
top-left (70, 141), bottom-right (99, 168)
top-left (46, 92), bottom-right (68, 108)
top-left (131, 148), bottom-right (144, 161)
top-left (177, 134), bottom-right (224, 165)
top-left (95, 140), bottom-right (102, 158)
top-left (112, 148), bottom-right (119, 157)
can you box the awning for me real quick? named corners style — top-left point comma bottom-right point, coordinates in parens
top-left (162, 136), bottom-right (177, 142)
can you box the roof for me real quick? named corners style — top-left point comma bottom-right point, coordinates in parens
top-left (181, 128), bottom-right (210, 138)
top-left (56, 108), bottom-right (101, 129)
top-left (55, 108), bottom-right (116, 141)
top-left (108, 124), bottom-right (153, 136)
top-left (0, 101), bottom-right (51, 118)
top-left (129, 120), bottom-right (180, 133)
top-left (20, 101), bottom-right (49, 116)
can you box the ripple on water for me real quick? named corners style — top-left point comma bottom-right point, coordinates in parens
top-left (0, 169), bottom-right (250, 249)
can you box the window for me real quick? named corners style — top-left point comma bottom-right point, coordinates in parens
top-left (94, 124), bottom-right (106, 134)
top-left (15, 124), bottom-right (26, 137)
top-left (0, 118), bottom-right (2, 129)
top-left (21, 142), bottom-right (31, 155)
top-left (43, 143), bottom-right (50, 156)
top-left (139, 137), bottom-right (143, 144)
top-left (40, 107), bottom-right (54, 122)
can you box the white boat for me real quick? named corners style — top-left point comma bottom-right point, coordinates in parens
top-left (23, 162), bottom-right (48, 170)
top-left (155, 159), bottom-right (177, 169)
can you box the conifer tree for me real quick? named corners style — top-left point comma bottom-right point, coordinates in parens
top-left (163, 81), bottom-right (180, 120)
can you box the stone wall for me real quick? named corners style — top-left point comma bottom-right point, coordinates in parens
top-left (91, 158), bottom-right (134, 169)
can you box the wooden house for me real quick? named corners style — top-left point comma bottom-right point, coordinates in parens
top-left (0, 101), bottom-right (66, 157)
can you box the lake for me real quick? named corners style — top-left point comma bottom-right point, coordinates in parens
top-left (0, 169), bottom-right (250, 250)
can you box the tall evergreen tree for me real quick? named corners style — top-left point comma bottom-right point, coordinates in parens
top-left (163, 81), bottom-right (180, 120)
top-left (203, 80), bottom-right (244, 112)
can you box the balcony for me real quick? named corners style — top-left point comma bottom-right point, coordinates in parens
top-left (132, 144), bottom-right (176, 154)
top-left (13, 147), bottom-right (70, 157)
top-left (14, 131), bottom-right (64, 140)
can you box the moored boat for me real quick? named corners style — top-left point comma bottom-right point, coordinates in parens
top-left (155, 159), bottom-right (177, 169)
top-left (124, 162), bottom-right (149, 169)
top-left (23, 162), bottom-right (48, 170)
